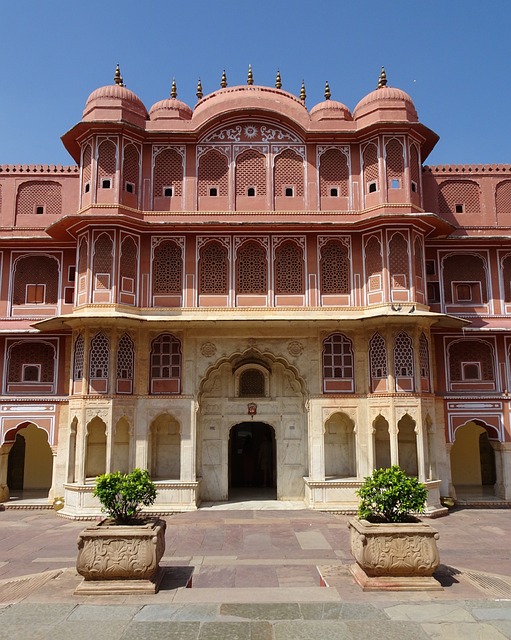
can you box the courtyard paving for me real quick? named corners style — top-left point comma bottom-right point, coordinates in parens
top-left (1, 505), bottom-right (511, 638)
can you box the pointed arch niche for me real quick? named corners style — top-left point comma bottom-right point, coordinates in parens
top-left (324, 412), bottom-right (356, 478)
top-left (149, 414), bottom-right (181, 480)
top-left (373, 414), bottom-right (391, 470)
top-left (85, 417), bottom-right (106, 480)
top-left (397, 414), bottom-right (418, 476)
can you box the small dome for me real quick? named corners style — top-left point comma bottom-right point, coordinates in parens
top-left (149, 97), bottom-right (193, 121)
top-left (353, 85), bottom-right (417, 121)
top-left (310, 99), bottom-right (352, 122)
top-left (83, 84), bottom-right (148, 120)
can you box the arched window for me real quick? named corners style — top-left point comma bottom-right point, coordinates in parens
top-left (323, 333), bottom-right (354, 393)
top-left (274, 149), bottom-right (304, 197)
top-left (92, 233), bottom-right (114, 292)
top-left (449, 339), bottom-right (495, 384)
top-left (385, 138), bottom-right (404, 189)
top-left (442, 253), bottom-right (487, 304)
top-left (153, 148), bottom-right (183, 203)
top-left (198, 150), bottom-right (229, 198)
top-left (362, 143), bottom-right (379, 193)
top-left (82, 144), bottom-right (92, 194)
top-left (274, 241), bottom-right (304, 295)
top-left (16, 181), bottom-right (62, 216)
top-left (496, 180), bottom-right (511, 217)
top-left (122, 143), bottom-right (139, 195)
top-left (152, 240), bottom-right (183, 295)
top-left (319, 149), bottom-right (349, 198)
top-left (236, 241), bottom-right (267, 295)
top-left (389, 233), bottom-right (409, 289)
top-left (236, 150), bottom-right (266, 196)
top-left (89, 332), bottom-right (109, 380)
top-left (419, 333), bottom-right (430, 384)
top-left (502, 254), bottom-right (511, 303)
top-left (199, 241), bottom-right (228, 295)
top-left (77, 237), bottom-right (88, 295)
top-left (7, 341), bottom-right (55, 390)
top-left (394, 331), bottom-right (414, 392)
top-left (320, 240), bottom-right (350, 295)
top-left (439, 180), bottom-right (480, 215)
top-left (73, 334), bottom-right (84, 381)
top-left (116, 333), bottom-right (134, 394)
top-left (365, 236), bottom-right (383, 294)
top-left (97, 139), bottom-right (117, 187)
top-left (119, 236), bottom-right (138, 302)
top-left (150, 334), bottom-right (181, 394)
top-left (12, 255), bottom-right (59, 306)
top-left (369, 333), bottom-right (387, 392)
top-left (414, 236), bottom-right (424, 293)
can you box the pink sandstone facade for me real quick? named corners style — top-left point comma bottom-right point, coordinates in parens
top-left (1, 66), bottom-right (510, 517)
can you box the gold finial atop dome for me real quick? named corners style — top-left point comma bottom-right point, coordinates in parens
top-left (300, 79), bottom-right (306, 103)
top-left (114, 64), bottom-right (124, 87)
top-left (377, 66), bottom-right (387, 89)
top-left (275, 69), bottom-right (282, 89)
top-left (324, 80), bottom-right (331, 100)
top-left (221, 70), bottom-right (227, 88)
top-left (247, 64), bottom-right (254, 85)
top-left (196, 78), bottom-right (203, 100)
top-left (170, 78), bottom-right (177, 99)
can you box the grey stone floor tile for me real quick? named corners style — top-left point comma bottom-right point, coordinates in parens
top-left (41, 621), bottom-right (129, 640)
top-left (220, 603), bottom-right (301, 620)
top-left (299, 602), bottom-right (343, 619)
top-left (121, 621), bottom-right (200, 640)
top-left (0, 624), bottom-right (51, 640)
top-left (421, 622), bottom-right (509, 639)
top-left (0, 602), bottom-right (76, 624)
top-left (491, 621), bottom-right (511, 639)
top-left (473, 608), bottom-right (511, 621)
top-left (339, 603), bottom-right (388, 620)
top-left (274, 620), bottom-right (351, 639)
top-left (384, 602), bottom-right (475, 622)
top-left (197, 621), bottom-right (253, 640)
top-left (68, 604), bottom-right (141, 620)
top-left (134, 603), bottom-right (219, 621)
top-left (345, 619), bottom-right (431, 640)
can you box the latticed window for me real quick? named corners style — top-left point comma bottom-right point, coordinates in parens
top-left (496, 181), bottom-right (511, 216)
top-left (198, 150), bottom-right (229, 196)
top-left (386, 139), bottom-right (404, 187)
top-left (97, 140), bottom-right (117, 181)
top-left (442, 253), bottom-right (487, 304)
top-left (236, 241), bottom-right (267, 294)
top-left (123, 143), bottom-right (139, 193)
top-left (365, 236), bottom-right (383, 292)
top-left (502, 255), bottom-right (511, 303)
top-left (414, 237), bottom-right (424, 287)
top-left (239, 369), bottom-right (265, 396)
top-left (235, 150), bottom-right (266, 196)
top-left (154, 148), bottom-right (183, 197)
top-left (73, 334), bottom-right (84, 380)
top-left (449, 340), bottom-right (494, 381)
top-left (82, 145), bottom-right (92, 192)
top-left (78, 237), bottom-right (88, 293)
top-left (152, 240), bottom-right (183, 295)
top-left (319, 149), bottom-right (349, 197)
top-left (275, 241), bottom-right (304, 295)
top-left (120, 236), bottom-right (138, 289)
top-left (117, 333), bottom-right (134, 380)
top-left (90, 332), bottom-right (109, 379)
top-left (16, 181), bottom-right (62, 216)
top-left (410, 144), bottom-right (420, 192)
top-left (363, 143), bottom-right (379, 191)
top-left (369, 333), bottom-right (387, 378)
top-left (439, 180), bottom-right (480, 214)
top-left (8, 342), bottom-right (55, 383)
top-left (12, 255), bottom-right (59, 305)
top-left (320, 240), bottom-right (350, 295)
top-left (151, 334), bottom-right (181, 379)
top-left (199, 241), bottom-right (228, 294)
top-left (389, 233), bottom-right (409, 289)
top-left (274, 149), bottom-right (304, 197)
top-left (419, 333), bottom-right (430, 379)
top-left (394, 331), bottom-right (414, 377)
top-left (323, 334), bottom-right (354, 380)
top-left (93, 233), bottom-right (113, 290)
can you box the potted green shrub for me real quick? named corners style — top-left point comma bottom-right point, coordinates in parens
top-left (348, 466), bottom-right (441, 591)
top-left (75, 469), bottom-right (166, 595)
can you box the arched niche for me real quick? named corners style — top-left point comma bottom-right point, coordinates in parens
top-left (324, 412), bottom-right (356, 478)
top-left (113, 418), bottom-right (130, 474)
top-left (373, 414), bottom-right (390, 470)
top-left (85, 417), bottom-right (107, 479)
top-left (149, 414), bottom-right (180, 480)
top-left (397, 413), bottom-right (418, 476)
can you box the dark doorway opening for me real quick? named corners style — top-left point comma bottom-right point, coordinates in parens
top-left (229, 422), bottom-right (276, 498)
top-left (7, 434), bottom-right (25, 490)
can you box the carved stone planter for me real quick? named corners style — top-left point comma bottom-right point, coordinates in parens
top-left (75, 518), bottom-right (166, 594)
top-left (348, 516), bottom-right (442, 591)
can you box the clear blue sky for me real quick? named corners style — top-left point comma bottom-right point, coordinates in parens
top-left (1, 0), bottom-right (509, 166)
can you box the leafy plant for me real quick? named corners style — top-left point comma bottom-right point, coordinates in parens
top-left (356, 465), bottom-right (428, 523)
top-left (93, 468), bottom-right (157, 523)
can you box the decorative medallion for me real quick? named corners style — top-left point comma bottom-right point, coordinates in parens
top-left (200, 342), bottom-right (217, 358)
top-left (288, 341), bottom-right (304, 357)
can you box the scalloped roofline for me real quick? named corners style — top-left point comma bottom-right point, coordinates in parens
top-left (0, 164), bottom-right (79, 174)
top-left (424, 164), bottom-right (511, 173)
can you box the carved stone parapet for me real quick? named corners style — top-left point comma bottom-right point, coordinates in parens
top-left (75, 518), bottom-right (166, 594)
top-left (348, 517), bottom-right (442, 590)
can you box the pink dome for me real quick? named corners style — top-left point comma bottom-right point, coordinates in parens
top-left (353, 86), bottom-right (417, 122)
top-left (310, 99), bottom-right (352, 122)
top-left (149, 97), bottom-right (193, 121)
top-left (84, 84), bottom-right (148, 118)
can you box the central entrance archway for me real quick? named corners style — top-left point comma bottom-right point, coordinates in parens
top-left (229, 422), bottom-right (276, 499)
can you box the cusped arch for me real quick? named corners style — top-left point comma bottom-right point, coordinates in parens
top-left (3, 420), bottom-right (52, 446)
top-left (452, 418), bottom-right (501, 442)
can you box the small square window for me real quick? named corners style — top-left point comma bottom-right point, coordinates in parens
top-left (125, 182), bottom-right (134, 194)
top-left (64, 287), bottom-right (74, 304)
top-left (101, 179), bottom-right (111, 189)
top-left (391, 179), bottom-right (400, 189)
top-left (209, 187), bottom-right (218, 197)
top-left (35, 206), bottom-right (44, 215)
top-left (26, 284), bottom-right (45, 304)
top-left (285, 187), bottom-right (294, 197)
top-left (411, 181), bottom-right (417, 193)
top-left (68, 266), bottom-right (76, 281)
top-left (368, 182), bottom-right (377, 193)
top-left (247, 187), bottom-right (256, 197)
top-left (330, 187), bottom-right (338, 197)
top-left (456, 283), bottom-right (472, 302)
top-left (427, 282), bottom-right (440, 303)
top-left (164, 186), bottom-right (173, 197)
top-left (425, 260), bottom-right (436, 276)
top-left (22, 364), bottom-right (41, 383)
top-left (455, 203), bottom-right (464, 213)
top-left (462, 362), bottom-right (481, 380)
top-left (84, 183), bottom-right (90, 193)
